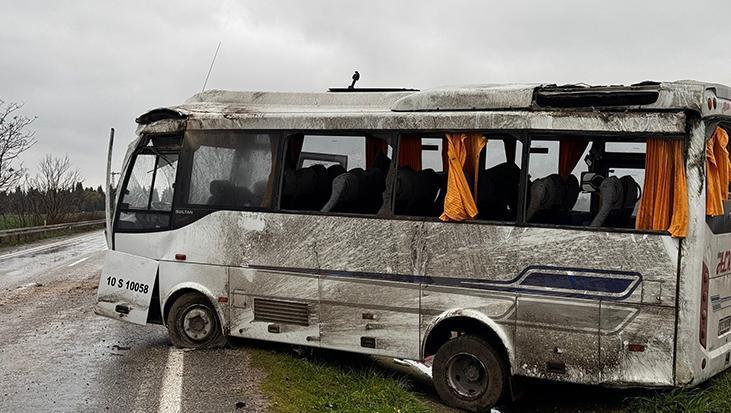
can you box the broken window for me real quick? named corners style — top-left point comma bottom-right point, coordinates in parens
top-left (393, 133), bottom-right (523, 223)
top-left (280, 134), bottom-right (392, 214)
top-left (705, 126), bottom-right (731, 234)
top-left (526, 135), bottom-right (654, 232)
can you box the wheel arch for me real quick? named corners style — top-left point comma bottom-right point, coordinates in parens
top-left (162, 282), bottom-right (228, 335)
top-left (422, 308), bottom-right (514, 370)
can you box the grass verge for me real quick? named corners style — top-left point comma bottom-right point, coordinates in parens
top-left (625, 369), bottom-right (731, 413)
top-left (249, 346), bottom-right (434, 413)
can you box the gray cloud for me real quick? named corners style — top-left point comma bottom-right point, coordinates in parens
top-left (2, 0), bottom-right (730, 186)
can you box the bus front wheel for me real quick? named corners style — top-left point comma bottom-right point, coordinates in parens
top-left (167, 292), bottom-right (222, 349)
top-left (432, 335), bottom-right (507, 412)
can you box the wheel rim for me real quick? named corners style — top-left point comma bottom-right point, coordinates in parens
top-left (182, 305), bottom-right (213, 342)
top-left (446, 352), bottom-right (489, 400)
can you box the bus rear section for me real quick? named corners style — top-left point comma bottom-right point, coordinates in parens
top-left (696, 124), bottom-right (731, 382)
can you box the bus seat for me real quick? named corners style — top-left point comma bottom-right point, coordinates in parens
top-left (321, 167), bottom-right (387, 214)
top-left (477, 162), bottom-right (520, 221)
top-left (281, 164), bottom-right (331, 210)
top-left (395, 167), bottom-right (441, 216)
top-left (591, 175), bottom-right (640, 228)
top-left (326, 164), bottom-right (346, 182)
top-left (526, 174), bottom-right (579, 224)
top-left (590, 176), bottom-right (623, 227)
top-left (208, 180), bottom-right (235, 205)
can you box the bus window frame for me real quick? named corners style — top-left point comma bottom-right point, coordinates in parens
top-left (520, 131), bottom-right (684, 236)
top-left (704, 121), bottom-right (731, 234)
top-left (175, 130), bottom-right (286, 219)
top-left (275, 131), bottom-right (398, 218)
top-left (389, 131), bottom-right (530, 228)
top-left (154, 127), bottom-right (685, 237)
top-left (114, 145), bottom-right (182, 234)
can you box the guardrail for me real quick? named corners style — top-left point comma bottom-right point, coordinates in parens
top-left (0, 219), bottom-right (105, 245)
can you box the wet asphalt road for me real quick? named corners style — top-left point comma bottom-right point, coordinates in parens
top-left (0, 231), bottom-right (638, 412)
top-left (0, 231), bottom-right (267, 413)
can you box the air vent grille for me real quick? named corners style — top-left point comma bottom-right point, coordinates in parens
top-left (253, 298), bottom-right (310, 326)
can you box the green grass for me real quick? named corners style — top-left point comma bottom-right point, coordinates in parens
top-left (0, 214), bottom-right (29, 230)
top-left (249, 347), bottom-right (434, 413)
top-left (626, 369), bottom-right (731, 413)
top-left (0, 212), bottom-right (103, 230)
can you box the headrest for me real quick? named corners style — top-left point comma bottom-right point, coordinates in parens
top-left (526, 174), bottom-right (580, 222)
top-left (209, 180), bottom-right (233, 196)
top-left (320, 169), bottom-right (365, 212)
top-left (327, 164), bottom-right (346, 180)
top-left (590, 175), bottom-right (631, 227)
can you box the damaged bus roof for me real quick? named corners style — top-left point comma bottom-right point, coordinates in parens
top-left (135, 80), bottom-right (731, 135)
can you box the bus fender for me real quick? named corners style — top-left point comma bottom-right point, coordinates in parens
top-left (162, 281), bottom-right (228, 335)
top-left (421, 308), bottom-right (514, 366)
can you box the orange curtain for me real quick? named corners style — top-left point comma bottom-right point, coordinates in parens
top-left (398, 134), bottom-right (422, 170)
top-left (365, 137), bottom-right (388, 168)
top-left (635, 139), bottom-right (688, 238)
top-left (706, 127), bottom-right (730, 216)
top-left (559, 139), bottom-right (589, 179)
top-left (440, 133), bottom-right (486, 222)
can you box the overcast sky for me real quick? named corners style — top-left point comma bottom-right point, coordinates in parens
top-left (2, 0), bottom-right (730, 187)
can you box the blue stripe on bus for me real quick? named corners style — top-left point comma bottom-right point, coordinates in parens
top-left (520, 272), bottom-right (634, 293)
top-left (248, 264), bottom-right (642, 301)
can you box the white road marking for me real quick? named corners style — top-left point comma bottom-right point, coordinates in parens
top-left (158, 349), bottom-right (185, 413)
top-left (67, 256), bottom-right (90, 267)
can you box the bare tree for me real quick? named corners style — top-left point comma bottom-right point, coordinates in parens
top-left (0, 99), bottom-right (36, 192)
top-left (28, 155), bottom-right (81, 224)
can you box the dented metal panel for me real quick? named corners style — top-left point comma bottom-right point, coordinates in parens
top-left (137, 110), bottom-right (687, 136)
top-left (95, 250), bottom-right (158, 325)
top-left (113, 210), bottom-right (680, 386)
top-left (229, 267), bottom-right (319, 346)
top-left (100, 81), bottom-right (731, 390)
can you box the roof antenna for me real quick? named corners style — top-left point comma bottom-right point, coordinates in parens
top-left (348, 71), bottom-right (360, 89)
top-left (201, 41), bottom-right (222, 93)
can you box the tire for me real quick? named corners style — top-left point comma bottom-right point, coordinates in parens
top-left (432, 335), bottom-right (508, 412)
top-left (167, 292), bottom-right (222, 349)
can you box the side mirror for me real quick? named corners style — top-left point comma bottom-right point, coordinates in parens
top-left (581, 172), bottom-right (604, 193)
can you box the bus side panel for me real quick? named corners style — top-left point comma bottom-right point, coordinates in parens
top-left (420, 288), bottom-right (516, 361)
top-left (599, 304), bottom-right (675, 385)
top-left (320, 278), bottom-right (420, 359)
top-left (312, 218), bottom-right (420, 359)
top-left (696, 228), bottom-right (731, 380)
top-left (707, 232), bottom-right (731, 351)
top-left (516, 297), bottom-right (601, 383)
top-left (229, 267), bottom-right (320, 346)
top-left (95, 250), bottom-right (158, 325)
top-left (414, 221), bottom-right (677, 386)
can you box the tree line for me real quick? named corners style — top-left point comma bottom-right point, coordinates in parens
top-left (0, 99), bottom-right (103, 228)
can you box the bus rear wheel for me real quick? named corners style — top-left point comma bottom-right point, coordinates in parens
top-left (432, 335), bottom-right (507, 412)
top-left (167, 292), bottom-right (222, 349)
